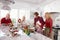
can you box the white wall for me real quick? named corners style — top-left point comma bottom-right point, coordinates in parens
top-left (42, 0), bottom-right (60, 26)
top-left (41, 0), bottom-right (60, 18)
top-left (44, 0), bottom-right (60, 12)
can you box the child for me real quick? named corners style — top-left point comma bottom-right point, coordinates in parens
top-left (18, 19), bottom-right (22, 29)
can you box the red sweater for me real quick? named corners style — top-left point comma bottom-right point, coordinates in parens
top-left (1, 18), bottom-right (12, 25)
top-left (45, 18), bottom-right (53, 33)
top-left (34, 16), bottom-right (45, 29)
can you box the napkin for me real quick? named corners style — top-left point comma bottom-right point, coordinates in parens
top-left (0, 30), bottom-right (5, 37)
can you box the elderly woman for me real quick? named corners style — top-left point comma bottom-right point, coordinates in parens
top-left (44, 12), bottom-right (53, 38)
top-left (21, 16), bottom-right (29, 27)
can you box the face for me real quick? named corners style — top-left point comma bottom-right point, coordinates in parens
top-left (22, 16), bottom-right (25, 21)
top-left (34, 15), bottom-right (37, 18)
top-left (18, 19), bottom-right (21, 23)
top-left (6, 14), bottom-right (10, 19)
top-left (45, 13), bottom-right (50, 19)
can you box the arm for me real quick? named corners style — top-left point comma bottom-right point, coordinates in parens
top-left (49, 19), bottom-right (53, 33)
top-left (1, 18), bottom-right (4, 24)
top-left (39, 17), bottom-right (45, 29)
top-left (10, 19), bottom-right (12, 23)
top-left (34, 18), bottom-right (36, 27)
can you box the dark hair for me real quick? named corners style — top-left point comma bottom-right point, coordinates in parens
top-left (18, 19), bottom-right (21, 22)
top-left (34, 12), bottom-right (39, 16)
top-left (18, 19), bottom-right (21, 20)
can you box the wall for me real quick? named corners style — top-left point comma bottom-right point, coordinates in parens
top-left (42, 0), bottom-right (60, 20)
top-left (44, 0), bottom-right (60, 12)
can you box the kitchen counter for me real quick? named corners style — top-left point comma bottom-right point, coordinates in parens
top-left (0, 26), bottom-right (52, 40)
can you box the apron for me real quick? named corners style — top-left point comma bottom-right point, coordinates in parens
top-left (44, 27), bottom-right (50, 37)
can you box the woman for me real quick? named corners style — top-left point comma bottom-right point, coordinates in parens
top-left (21, 16), bottom-right (26, 25)
top-left (21, 16), bottom-right (29, 26)
top-left (34, 12), bottom-right (45, 33)
top-left (44, 12), bottom-right (53, 38)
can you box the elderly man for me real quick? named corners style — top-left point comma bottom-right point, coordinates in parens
top-left (1, 13), bottom-right (12, 26)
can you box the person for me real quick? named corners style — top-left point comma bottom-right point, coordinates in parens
top-left (18, 19), bottom-right (21, 23)
top-left (34, 12), bottom-right (45, 33)
top-left (17, 19), bottom-right (22, 28)
top-left (1, 13), bottom-right (12, 26)
top-left (44, 12), bottom-right (53, 38)
top-left (21, 16), bottom-right (29, 26)
top-left (22, 16), bottom-right (25, 22)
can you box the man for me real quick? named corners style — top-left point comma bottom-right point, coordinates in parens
top-left (34, 12), bottom-right (45, 32)
top-left (1, 13), bottom-right (12, 26)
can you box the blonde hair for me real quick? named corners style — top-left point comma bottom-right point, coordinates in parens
top-left (45, 12), bottom-right (51, 19)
